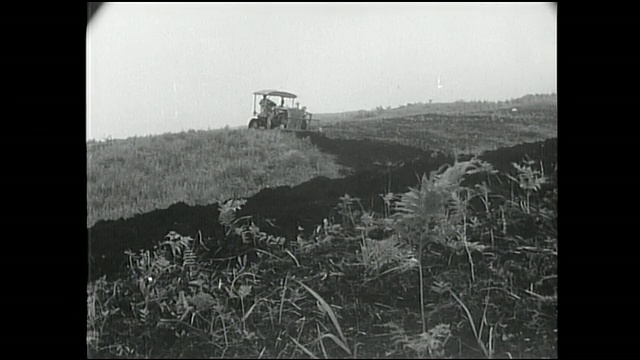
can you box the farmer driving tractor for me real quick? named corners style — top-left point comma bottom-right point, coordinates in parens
top-left (259, 95), bottom-right (277, 129)
top-left (249, 90), bottom-right (316, 131)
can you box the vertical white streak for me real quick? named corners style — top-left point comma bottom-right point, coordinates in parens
top-left (86, 27), bottom-right (92, 140)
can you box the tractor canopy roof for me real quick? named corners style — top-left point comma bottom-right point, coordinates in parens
top-left (253, 90), bottom-right (297, 99)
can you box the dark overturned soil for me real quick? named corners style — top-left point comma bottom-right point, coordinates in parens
top-left (88, 132), bottom-right (557, 282)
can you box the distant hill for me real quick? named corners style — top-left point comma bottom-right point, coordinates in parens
top-left (314, 93), bottom-right (557, 124)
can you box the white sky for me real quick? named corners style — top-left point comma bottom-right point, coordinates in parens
top-left (86, 2), bottom-right (557, 140)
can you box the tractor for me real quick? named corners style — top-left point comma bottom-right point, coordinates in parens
top-left (248, 90), bottom-right (318, 131)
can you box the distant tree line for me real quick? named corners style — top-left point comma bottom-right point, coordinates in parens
top-left (350, 93), bottom-right (557, 119)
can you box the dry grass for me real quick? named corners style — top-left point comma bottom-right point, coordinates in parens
top-left (87, 128), bottom-right (344, 227)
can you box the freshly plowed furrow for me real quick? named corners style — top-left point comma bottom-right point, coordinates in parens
top-left (88, 133), bottom-right (557, 281)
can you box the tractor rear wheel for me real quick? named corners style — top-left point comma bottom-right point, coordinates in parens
top-left (248, 118), bottom-right (260, 129)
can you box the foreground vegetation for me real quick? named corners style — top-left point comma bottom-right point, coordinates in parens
top-left (87, 129), bottom-right (344, 227)
top-left (88, 155), bottom-right (557, 358)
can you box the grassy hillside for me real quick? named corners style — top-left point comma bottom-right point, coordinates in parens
top-left (87, 129), bottom-right (344, 227)
top-left (315, 93), bottom-right (557, 124)
top-left (87, 102), bottom-right (556, 227)
top-left (322, 108), bottom-right (557, 156)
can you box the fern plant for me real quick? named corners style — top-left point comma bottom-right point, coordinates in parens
top-left (393, 158), bottom-right (495, 334)
top-left (359, 235), bottom-right (418, 280)
top-left (218, 198), bottom-right (248, 232)
top-left (506, 158), bottom-right (548, 214)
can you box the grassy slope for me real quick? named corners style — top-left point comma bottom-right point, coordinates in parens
top-left (321, 104), bottom-right (557, 155)
top-left (87, 128), bottom-right (344, 227)
top-left (87, 101), bottom-right (556, 227)
top-left (314, 94), bottom-right (557, 124)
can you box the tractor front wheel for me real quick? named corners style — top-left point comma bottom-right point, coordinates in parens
top-left (248, 118), bottom-right (260, 129)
